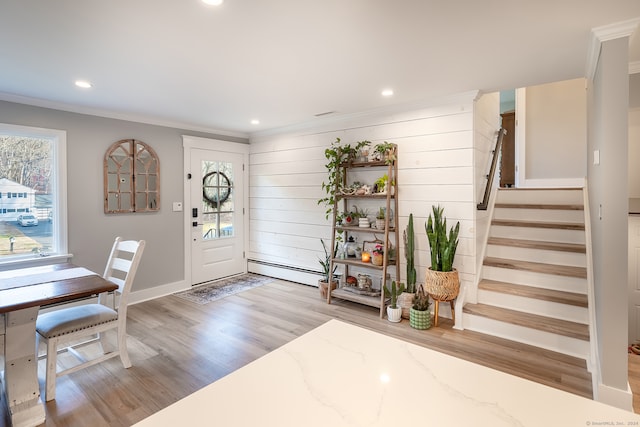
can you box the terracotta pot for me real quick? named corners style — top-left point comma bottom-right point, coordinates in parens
top-left (319, 280), bottom-right (337, 299)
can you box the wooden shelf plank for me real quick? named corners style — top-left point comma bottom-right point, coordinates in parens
top-left (331, 288), bottom-right (386, 308)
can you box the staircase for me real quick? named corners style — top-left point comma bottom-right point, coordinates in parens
top-left (463, 188), bottom-right (591, 361)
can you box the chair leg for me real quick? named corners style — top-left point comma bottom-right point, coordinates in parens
top-left (44, 338), bottom-right (58, 402)
top-left (117, 327), bottom-right (131, 369)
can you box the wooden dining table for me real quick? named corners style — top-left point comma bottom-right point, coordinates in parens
top-left (0, 262), bottom-right (118, 427)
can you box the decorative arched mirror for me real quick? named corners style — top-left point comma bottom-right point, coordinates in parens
top-left (104, 139), bottom-right (160, 213)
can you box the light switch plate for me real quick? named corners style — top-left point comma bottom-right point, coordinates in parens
top-left (172, 202), bottom-right (183, 212)
top-left (593, 150), bottom-right (600, 165)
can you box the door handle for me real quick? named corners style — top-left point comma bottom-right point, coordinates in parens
top-left (192, 208), bottom-right (198, 218)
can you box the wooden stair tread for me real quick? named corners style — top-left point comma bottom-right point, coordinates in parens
top-left (463, 303), bottom-right (590, 341)
top-left (487, 237), bottom-right (586, 253)
top-left (479, 279), bottom-right (588, 307)
top-left (484, 257), bottom-right (587, 278)
top-left (492, 219), bottom-right (585, 230)
top-left (494, 203), bottom-right (584, 211)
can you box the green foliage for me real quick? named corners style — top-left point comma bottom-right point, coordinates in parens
top-left (373, 141), bottom-right (397, 164)
top-left (376, 207), bottom-right (385, 220)
top-left (384, 280), bottom-right (406, 309)
top-left (403, 213), bottom-right (416, 293)
top-left (425, 205), bottom-right (460, 272)
top-left (318, 239), bottom-right (337, 282)
top-left (318, 138), bottom-right (371, 219)
top-left (412, 285), bottom-right (431, 311)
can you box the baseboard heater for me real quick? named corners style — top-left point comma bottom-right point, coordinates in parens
top-left (247, 259), bottom-right (328, 287)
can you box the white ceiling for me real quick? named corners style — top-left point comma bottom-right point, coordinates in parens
top-left (1, 1), bottom-right (640, 137)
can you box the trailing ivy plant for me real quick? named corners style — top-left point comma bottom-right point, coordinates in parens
top-left (318, 138), bottom-right (370, 219)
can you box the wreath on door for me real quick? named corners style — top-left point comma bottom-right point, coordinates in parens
top-left (202, 171), bottom-right (231, 209)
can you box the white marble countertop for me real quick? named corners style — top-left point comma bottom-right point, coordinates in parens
top-left (135, 319), bottom-right (640, 426)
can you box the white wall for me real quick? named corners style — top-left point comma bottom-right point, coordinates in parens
top-left (248, 92), bottom-right (499, 317)
top-left (630, 108), bottom-right (640, 197)
top-left (587, 37), bottom-right (630, 407)
top-left (525, 78), bottom-right (587, 181)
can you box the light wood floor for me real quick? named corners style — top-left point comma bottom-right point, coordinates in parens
top-left (3, 278), bottom-right (596, 426)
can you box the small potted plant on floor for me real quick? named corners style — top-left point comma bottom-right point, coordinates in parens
top-left (410, 284), bottom-right (432, 330)
top-left (398, 213), bottom-right (417, 319)
top-left (385, 281), bottom-right (405, 322)
top-left (318, 239), bottom-right (338, 298)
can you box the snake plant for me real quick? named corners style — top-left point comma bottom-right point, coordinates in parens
top-left (425, 205), bottom-right (460, 272)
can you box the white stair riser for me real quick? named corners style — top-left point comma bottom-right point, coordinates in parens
top-left (493, 208), bottom-right (584, 223)
top-left (490, 225), bottom-right (586, 244)
top-left (485, 244), bottom-right (587, 267)
top-left (496, 189), bottom-right (583, 205)
top-left (463, 314), bottom-right (590, 360)
top-left (477, 289), bottom-right (588, 323)
top-left (482, 266), bottom-right (588, 294)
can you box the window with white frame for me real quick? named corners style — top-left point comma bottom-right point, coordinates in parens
top-left (0, 123), bottom-right (67, 262)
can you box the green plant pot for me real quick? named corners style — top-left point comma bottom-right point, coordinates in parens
top-left (410, 307), bottom-right (432, 330)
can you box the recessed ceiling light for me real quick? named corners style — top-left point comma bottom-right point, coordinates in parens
top-left (381, 89), bottom-right (394, 97)
top-left (203, 0), bottom-right (223, 5)
top-left (251, 119), bottom-right (260, 125)
top-left (75, 80), bottom-right (92, 89)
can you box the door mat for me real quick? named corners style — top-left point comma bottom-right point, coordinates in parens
top-left (173, 273), bottom-right (274, 304)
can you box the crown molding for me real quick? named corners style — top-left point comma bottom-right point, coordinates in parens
top-left (586, 18), bottom-right (640, 80)
top-left (0, 92), bottom-right (249, 140)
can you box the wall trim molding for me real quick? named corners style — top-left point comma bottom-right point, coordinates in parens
top-left (586, 18), bottom-right (640, 80)
top-left (0, 92), bottom-right (249, 140)
top-left (129, 280), bottom-right (188, 305)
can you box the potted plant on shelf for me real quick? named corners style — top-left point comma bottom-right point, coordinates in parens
top-left (318, 239), bottom-right (338, 299)
top-left (371, 244), bottom-right (384, 266)
top-left (318, 138), bottom-right (370, 219)
top-left (398, 213), bottom-right (417, 319)
top-left (384, 281), bottom-right (405, 323)
top-left (375, 207), bottom-right (385, 230)
top-left (410, 284), bottom-right (432, 330)
top-left (373, 141), bottom-right (397, 164)
top-left (424, 205), bottom-right (460, 327)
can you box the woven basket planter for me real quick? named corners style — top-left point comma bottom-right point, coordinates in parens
top-left (410, 307), bottom-right (432, 330)
top-left (372, 253), bottom-right (384, 266)
top-left (424, 268), bottom-right (460, 302)
top-left (397, 292), bottom-right (415, 319)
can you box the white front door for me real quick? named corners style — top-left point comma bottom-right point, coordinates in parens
top-left (189, 147), bottom-right (245, 285)
top-left (629, 216), bottom-right (640, 343)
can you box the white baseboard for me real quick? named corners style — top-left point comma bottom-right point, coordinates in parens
top-left (595, 382), bottom-right (634, 411)
top-left (129, 280), bottom-right (188, 305)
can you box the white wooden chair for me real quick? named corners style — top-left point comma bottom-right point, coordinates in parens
top-left (36, 237), bottom-right (145, 401)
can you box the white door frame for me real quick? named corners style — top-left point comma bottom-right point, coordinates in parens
top-left (182, 135), bottom-right (250, 287)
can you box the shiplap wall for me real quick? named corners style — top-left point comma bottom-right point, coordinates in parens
top-left (249, 92), bottom-right (499, 311)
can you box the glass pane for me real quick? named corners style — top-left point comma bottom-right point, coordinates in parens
top-left (120, 157), bottom-right (131, 173)
top-left (118, 174), bottom-right (130, 189)
top-left (0, 135), bottom-right (53, 257)
top-left (108, 193), bottom-right (119, 211)
top-left (135, 174), bottom-right (147, 191)
top-left (107, 173), bottom-right (118, 190)
top-left (107, 157), bottom-right (119, 173)
top-left (202, 213), bottom-right (218, 240)
top-left (120, 192), bottom-right (132, 211)
top-left (135, 192), bottom-right (147, 210)
top-left (148, 192), bottom-right (158, 210)
top-left (148, 174), bottom-right (157, 190)
top-left (219, 212), bottom-right (233, 237)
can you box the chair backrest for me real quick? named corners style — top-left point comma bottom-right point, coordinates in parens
top-left (101, 236), bottom-right (145, 308)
